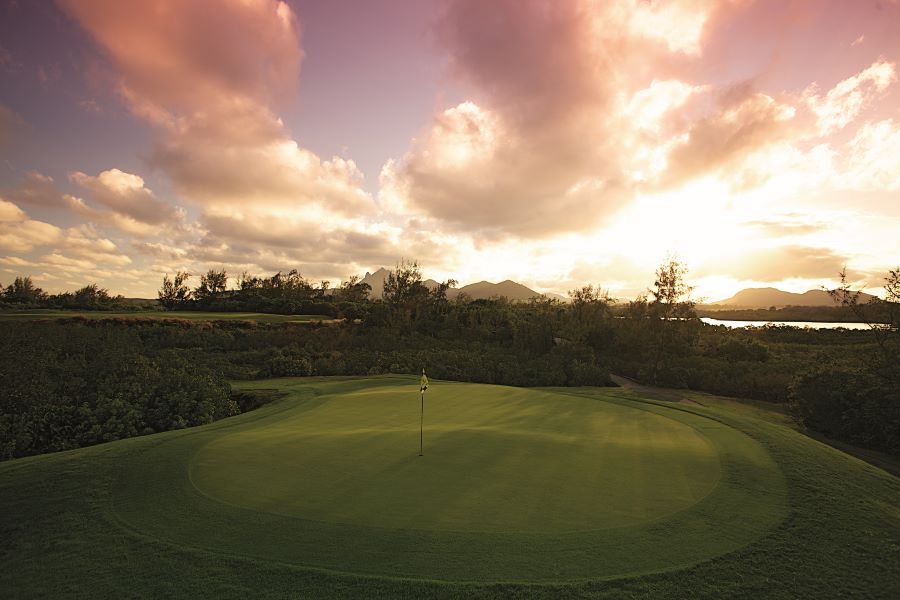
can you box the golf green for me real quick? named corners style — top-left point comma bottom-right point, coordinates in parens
top-left (109, 377), bottom-right (788, 582)
top-left (189, 383), bottom-right (721, 532)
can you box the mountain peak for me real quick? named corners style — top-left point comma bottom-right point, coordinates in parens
top-left (358, 269), bottom-right (546, 302)
top-left (714, 287), bottom-right (876, 308)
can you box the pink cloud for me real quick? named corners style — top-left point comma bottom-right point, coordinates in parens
top-left (661, 89), bottom-right (797, 188)
top-left (0, 200), bottom-right (62, 252)
top-left (807, 59), bottom-right (896, 134)
top-left (57, 0), bottom-right (302, 124)
top-left (59, 0), bottom-right (375, 235)
top-left (70, 168), bottom-right (179, 225)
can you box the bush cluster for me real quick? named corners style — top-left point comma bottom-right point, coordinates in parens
top-left (0, 322), bottom-right (235, 460)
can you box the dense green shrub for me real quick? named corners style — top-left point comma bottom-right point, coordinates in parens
top-left (0, 322), bottom-right (235, 460)
top-left (789, 367), bottom-right (900, 453)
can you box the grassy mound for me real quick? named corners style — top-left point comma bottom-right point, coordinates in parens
top-left (1, 376), bottom-right (898, 598)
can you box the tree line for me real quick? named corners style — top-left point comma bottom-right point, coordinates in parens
top-left (158, 269), bottom-right (371, 316)
top-left (1, 260), bottom-right (897, 458)
top-left (0, 277), bottom-right (135, 310)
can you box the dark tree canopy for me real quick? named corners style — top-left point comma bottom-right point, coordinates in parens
top-left (158, 271), bottom-right (192, 309)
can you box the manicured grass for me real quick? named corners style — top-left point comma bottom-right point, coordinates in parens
top-left (191, 382), bottom-right (723, 532)
top-left (1, 377), bottom-right (898, 598)
top-left (0, 309), bottom-right (328, 322)
top-left (679, 390), bottom-right (900, 477)
top-left (682, 391), bottom-right (794, 427)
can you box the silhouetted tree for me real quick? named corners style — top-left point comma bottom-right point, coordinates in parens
top-left (194, 269), bottom-right (228, 307)
top-left (158, 272), bottom-right (192, 309)
top-left (3, 276), bottom-right (46, 304)
top-left (316, 280), bottom-right (331, 300)
top-left (72, 284), bottom-right (113, 309)
top-left (647, 257), bottom-right (697, 384)
top-left (649, 257), bottom-right (695, 320)
top-left (827, 267), bottom-right (899, 381)
top-left (383, 259), bottom-right (429, 328)
top-left (334, 275), bottom-right (371, 303)
top-left (564, 285), bottom-right (614, 350)
top-left (383, 260), bottom-right (427, 305)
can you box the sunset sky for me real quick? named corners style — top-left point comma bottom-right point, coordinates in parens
top-left (1, 0), bottom-right (899, 301)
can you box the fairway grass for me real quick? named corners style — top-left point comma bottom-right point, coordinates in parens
top-left (2, 377), bottom-right (898, 598)
top-left (0, 309), bottom-right (328, 322)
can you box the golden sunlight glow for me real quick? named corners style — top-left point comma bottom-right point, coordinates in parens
top-left (606, 177), bottom-right (744, 269)
top-left (628, 0), bottom-right (711, 55)
top-left (431, 102), bottom-right (497, 169)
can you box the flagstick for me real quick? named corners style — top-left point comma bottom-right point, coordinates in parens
top-left (419, 388), bottom-right (424, 457)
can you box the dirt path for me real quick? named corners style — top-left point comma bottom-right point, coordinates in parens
top-left (609, 374), bottom-right (702, 405)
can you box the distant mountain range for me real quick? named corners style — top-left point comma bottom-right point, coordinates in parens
top-left (361, 270), bottom-right (878, 308)
top-left (709, 287), bottom-right (877, 309)
top-left (360, 268), bottom-right (558, 302)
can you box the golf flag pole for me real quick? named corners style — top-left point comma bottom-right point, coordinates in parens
top-left (419, 368), bottom-right (428, 456)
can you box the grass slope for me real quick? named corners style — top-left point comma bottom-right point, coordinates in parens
top-left (0, 310), bottom-right (327, 322)
top-left (1, 377), bottom-right (898, 598)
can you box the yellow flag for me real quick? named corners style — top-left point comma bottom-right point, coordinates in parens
top-left (420, 368), bottom-right (428, 392)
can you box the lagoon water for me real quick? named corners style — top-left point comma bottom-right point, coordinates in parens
top-left (700, 317), bottom-right (876, 330)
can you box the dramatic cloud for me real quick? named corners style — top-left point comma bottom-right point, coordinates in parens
top-left (58, 225), bottom-right (132, 267)
top-left (0, 194), bottom-right (130, 266)
top-left (0, 199), bottom-right (62, 252)
top-left (380, 99), bottom-right (628, 237)
top-left (844, 118), bottom-right (900, 190)
top-left (7, 171), bottom-right (60, 207)
top-left (59, 0), bottom-right (375, 245)
top-left (5, 169), bottom-right (182, 238)
top-left (0, 198), bottom-right (27, 222)
top-left (70, 169), bottom-right (179, 225)
top-left (1, 0), bottom-right (898, 298)
top-left (57, 0), bottom-right (301, 124)
top-left (660, 90), bottom-right (797, 188)
top-left (381, 0), bottom-right (660, 237)
top-left (150, 107), bottom-right (371, 215)
top-left (380, 1), bottom-right (753, 238)
top-left (807, 59), bottom-right (896, 134)
top-left (46, 0), bottom-right (391, 288)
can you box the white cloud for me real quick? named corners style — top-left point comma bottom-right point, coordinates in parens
top-left (70, 168), bottom-right (179, 225)
top-left (0, 198), bottom-right (27, 222)
top-left (0, 219), bottom-right (62, 252)
top-left (844, 119), bottom-right (900, 190)
top-left (807, 59), bottom-right (896, 135)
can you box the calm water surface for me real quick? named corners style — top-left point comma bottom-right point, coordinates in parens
top-left (700, 317), bottom-right (878, 330)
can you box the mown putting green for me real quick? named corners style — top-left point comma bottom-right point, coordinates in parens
top-left (190, 383), bottom-right (721, 532)
top-left (109, 377), bottom-right (787, 581)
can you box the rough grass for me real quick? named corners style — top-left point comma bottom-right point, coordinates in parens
top-left (1, 376), bottom-right (898, 598)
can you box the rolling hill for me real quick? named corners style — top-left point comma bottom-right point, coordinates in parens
top-left (712, 287), bottom-right (877, 308)
top-left (360, 268), bottom-right (552, 301)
